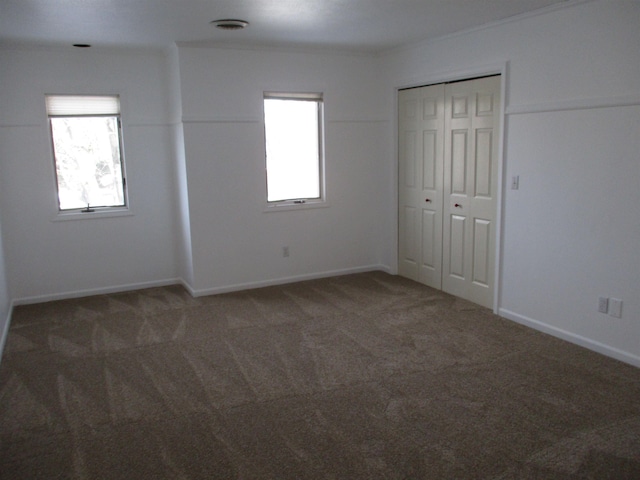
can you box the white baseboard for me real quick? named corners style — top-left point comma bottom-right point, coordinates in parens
top-left (0, 300), bottom-right (14, 365)
top-left (11, 266), bottom-right (395, 305)
top-left (499, 308), bottom-right (640, 369)
top-left (177, 277), bottom-right (196, 297)
top-left (12, 278), bottom-right (183, 306)
top-left (8, 271), bottom-right (636, 372)
top-left (189, 264), bottom-right (391, 297)
top-left (2, 266), bottom-right (395, 361)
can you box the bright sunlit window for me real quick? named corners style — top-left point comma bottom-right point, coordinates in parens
top-left (46, 95), bottom-right (127, 212)
top-left (263, 92), bottom-right (324, 204)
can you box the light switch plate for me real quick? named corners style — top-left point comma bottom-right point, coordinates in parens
top-left (511, 175), bottom-right (519, 190)
top-left (609, 298), bottom-right (622, 318)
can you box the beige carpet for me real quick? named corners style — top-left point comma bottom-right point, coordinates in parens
top-left (1, 272), bottom-right (639, 479)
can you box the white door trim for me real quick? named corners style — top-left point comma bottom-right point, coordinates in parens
top-left (393, 61), bottom-right (509, 314)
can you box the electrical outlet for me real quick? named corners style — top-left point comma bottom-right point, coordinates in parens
top-left (609, 298), bottom-right (622, 318)
top-left (598, 296), bottom-right (609, 314)
top-left (282, 246), bottom-right (289, 258)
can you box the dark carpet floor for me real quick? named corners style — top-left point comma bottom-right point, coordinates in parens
top-left (1, 272), bottom-right (639, 479)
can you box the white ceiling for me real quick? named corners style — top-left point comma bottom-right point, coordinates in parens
top-left (0, 0), bottom-right (575, 52)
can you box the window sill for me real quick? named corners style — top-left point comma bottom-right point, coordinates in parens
top-left (52, 208), bottom-right (134, 222)
top-left (263, 201), bottom-right (329, 213)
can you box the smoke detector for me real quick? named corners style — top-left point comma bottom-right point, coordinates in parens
top-left (210, 19), bottom-right (250, 31)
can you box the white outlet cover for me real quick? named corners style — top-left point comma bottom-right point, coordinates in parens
top-left (598, 296), bottom-right (609, 314)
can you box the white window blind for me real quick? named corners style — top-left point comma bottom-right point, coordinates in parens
top-left (46, 95), bottom-right (120, 116)
top-left (264, 92), bottom-right (323, 102)
top-left (46, 94), bottom-right (127, 211)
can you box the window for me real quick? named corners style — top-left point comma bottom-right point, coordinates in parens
top-left (263, 92), bottom-right (324, 205)
top-left (46, 95), bottom-right (127, 212)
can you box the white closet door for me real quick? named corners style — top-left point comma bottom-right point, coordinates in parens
top-left (398, 75), bottom-right (501, 309)
top-left (442, 76), bottom-right (501, 308)
top-left (398, 84), bottom-right (445, 289)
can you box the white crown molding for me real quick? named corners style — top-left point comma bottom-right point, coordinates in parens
top-left (176, 40), bottom-right (378, 58)
top-left (0, 42), bottom-right (167, 55)
top-left (327, 117), bottom-right (389, 124)
top-left (0, 123), bottom-right (43, 129)
top-left (181, 115), bottom-right (261, 124)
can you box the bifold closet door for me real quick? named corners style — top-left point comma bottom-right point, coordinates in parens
top-left (398, 83), bottom-right (445, 289)
top-left (442, 76), bottom-right (500, 308)
top-left (398, 75), bottom-right (500, 308)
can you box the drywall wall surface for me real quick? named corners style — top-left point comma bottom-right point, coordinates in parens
top-left (0, 216), bottom-right (11, 358)
top-left (385, 0), bottom-right (639, 106)
top-left (0, 46), bottom-right (179, 301)
top-left (503, 105), bottom-right (640, 359)
top-left (172, 120), bottom-right (195, 290)
top-left (177, 46), bottom-right (389, 292)
top-left (166, 45), bottom-right (195, 289)
top-left (380, 0), bottom-right (640, 364)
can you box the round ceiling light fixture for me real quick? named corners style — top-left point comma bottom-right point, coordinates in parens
top-left (210, 19), bottom-right (250, 31)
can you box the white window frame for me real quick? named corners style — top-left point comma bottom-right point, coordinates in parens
top-left (263, 92), bottom-right (326, 211)
top-left (46, 94), bottom-right (129, 216)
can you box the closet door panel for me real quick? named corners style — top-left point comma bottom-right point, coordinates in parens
top-left (398, 84), bottom-right (444, 288)
top-left (399, 75), bottom-right (499, 308)
top-left (443, 76), bottom-right (500, 308)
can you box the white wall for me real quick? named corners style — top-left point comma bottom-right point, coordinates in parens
top-left (0, 216), bottom-right (11, 357)
top-left (0, 46), bottom-right (179, 302)
top-left (1, 0), bottom-right (637, 368)
top-left (166, 45), bottom-right (195, 288)
top-left (177, 46), bottom-right (390, 294)
top-left (380, 0), bottom-right (640, 365)
top-left (0, 43), bottom-right (392, 302)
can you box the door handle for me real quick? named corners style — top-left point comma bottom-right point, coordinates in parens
top-left (454, 203), bottom-right (462, 208)
top-left (425, 198), bottom-right (431, 203)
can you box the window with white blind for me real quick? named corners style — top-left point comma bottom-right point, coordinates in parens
top-left (263, 92), bottom-right (325, 206)
top-left (46, 95), bottom-right (128, 212)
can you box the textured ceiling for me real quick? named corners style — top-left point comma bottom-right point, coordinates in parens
top-left (0, 0), bottom-right (576, 52)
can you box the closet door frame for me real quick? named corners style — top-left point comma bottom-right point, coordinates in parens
top-left (394, 62), bottom-right (508, 314)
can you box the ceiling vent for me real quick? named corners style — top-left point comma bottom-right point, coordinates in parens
top-left (210, 19), bottom-right (250, 31)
